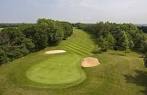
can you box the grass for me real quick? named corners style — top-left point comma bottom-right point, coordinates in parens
top-left (58, 28), bottom-right (95, 56)
top-left (0, 28), bottom-right (3, 31)
top-left (25, 28), bottom-right (95, 88)
top-left (0, 28), bottom-right (95, 89)
top-left (0, 28), bottom-right (146, 95)
top-left (26, 53), bottom-right (85, 87)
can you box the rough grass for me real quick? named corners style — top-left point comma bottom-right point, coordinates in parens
top-left (0, 28), bottom-right (146, 95)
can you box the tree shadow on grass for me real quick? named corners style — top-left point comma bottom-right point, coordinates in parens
top-left (109, 52), bottom-right (126, 56)
top-left (124, 70), bottom-right (147, 95)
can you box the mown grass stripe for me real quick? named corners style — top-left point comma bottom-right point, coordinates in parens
top-left (64, 45), bottom-right (91, 55)
top-left (64, 47), bottom-right (88, 56)
top-left (64, 41), bottom-right (94, 51)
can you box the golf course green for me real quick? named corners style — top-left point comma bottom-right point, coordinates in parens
top-left (0, 28), bottom-right (3, 31)
top-left (26, 53), bottom-right (85, 85)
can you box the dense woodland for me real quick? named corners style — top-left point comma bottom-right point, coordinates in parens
top-left (0, 23), bottom-right (25, 28)
top-left (139, 26), bottom-right (147, 33)
top-left (139, 26), bottom-right (147, 67)
top-left (75, 22), bottom-right (147, 53)
top-left (0, 19), bottom-right (73, 64)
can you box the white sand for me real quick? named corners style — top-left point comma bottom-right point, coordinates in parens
top-left (45, 50), bottom-right (66, 54)
top-left (81, 57), bottom-right (100, 67)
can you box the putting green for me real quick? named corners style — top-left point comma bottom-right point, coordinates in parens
top-left (26, 53), bottom-right (86, 85)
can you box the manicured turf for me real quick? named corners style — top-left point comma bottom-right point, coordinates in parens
top-left (0, 28), bottom-right (146, 95)
top-left (0, 28), bottom-right (3, 31)
top-left (26, 53), bottom-right (85, 85)
top-left (24, 28), bottom-right (95, 87)
top-left (58, 28), bottom-right (95, 56)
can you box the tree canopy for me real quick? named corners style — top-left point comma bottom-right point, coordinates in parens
top-left (76, 22), bottom-right (146, 52)
top-left (0, 19), bottom-right (73, 64)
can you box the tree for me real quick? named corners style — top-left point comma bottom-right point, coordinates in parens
top-left (0, 48), bottom-right (8, 64)
top-left (22, 25), bottom-right (48, 50)
top-left (105, 32), bottom-right (115, 49)
top-left (120, 31), bottom-right (129, 51)
top-left (0, 27), bottom-right (34, 63)
top-left (61, 22), bottom-right (73, 39)
top-left (144, 53), bottom-right (147, 68)
top-left (77, 22), bottom-right (145, 53)
top-left (98, 36), bottom-right (109, 52)
top-left (0, 18), bottom-right (73, 64)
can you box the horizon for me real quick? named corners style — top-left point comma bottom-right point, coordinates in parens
top-left (0, 0), bottom-right (147, 24)
top-left (0, 20), bottom-right (147, 25)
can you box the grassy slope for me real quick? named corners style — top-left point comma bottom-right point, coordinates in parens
top-left (0, 28), bottom-right (146, 95)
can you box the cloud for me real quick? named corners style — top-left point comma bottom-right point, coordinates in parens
top-left (0, 0), bottom-right (147, 23)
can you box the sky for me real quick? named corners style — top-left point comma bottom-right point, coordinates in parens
top-left (0, 0), bottom-right (147, 24)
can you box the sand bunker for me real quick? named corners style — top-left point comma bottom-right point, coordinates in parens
top-left (45, 50), bottom-right (66, 54)
top-left (81, 57), bottom-right (100, 67)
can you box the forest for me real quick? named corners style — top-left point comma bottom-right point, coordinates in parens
top-left (75, 22), bottom-right (147, 53)
top-left (0, 19), bottom-right (73, 64)
top-left (139, 25), bottom-right (147, 33)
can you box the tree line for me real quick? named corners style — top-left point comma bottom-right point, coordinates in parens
top-left (75, 22), bottom-right (146, 53)
top-left (0, 19), bottom-right (73, 64)
top-left (139, 26), bottom-right (147, 33)
top-left (0, 23), bottom-right (29, 28)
